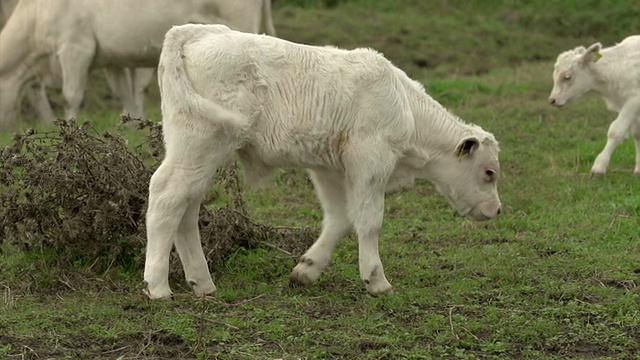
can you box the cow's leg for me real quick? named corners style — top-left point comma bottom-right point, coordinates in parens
top-left (0, 15), bottom-right (31, 128)
top-left (0, 77), bottom-right (21, 128)
top-left (144, 130), bottom-right (236, 299)
top-left (631, 117), bottom-right (640, 176)
top-left (26, 81), bottom-right (56, 124)
top-left (592, 103), bottom-right (638, 175)
top-left (344, 146), bottom-right (395, 295)
top-left (58, 44), bottom-right (95, 120)
top-left (104, 67), bottom-right (138, 118)
top-left (290, 169), bottom-right (353, 285)
top-left (131, 68), bottom-right (156, 119)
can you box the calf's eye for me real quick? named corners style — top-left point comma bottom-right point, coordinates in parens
top-left (485, 169), bottom-right (497, 179)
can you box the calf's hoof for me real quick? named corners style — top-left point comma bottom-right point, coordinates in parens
top-left (144, 282), bottom-right (173, 300)
top-left (189, 279), bottom-right (217, 297)
top-left (590, 161), bottom-right (608, 176)
top-left (365, 279), bottom-right (394, 296)
top-left (289, 260), bottom-right (323, 286)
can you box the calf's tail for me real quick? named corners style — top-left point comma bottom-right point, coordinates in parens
top-left (158, 24), bottom-right (247, 129)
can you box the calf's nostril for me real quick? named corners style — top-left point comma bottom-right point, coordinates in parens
top-left (497, 207), bottom-right (502, 215)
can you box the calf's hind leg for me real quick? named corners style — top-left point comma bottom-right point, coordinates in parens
top-left (144, 159), bottom-right (187, 299)
top-left (144, 133), bottom-right (236, 299)
top-left (290, 169), bottom-right (353, 285)
top-left (174, 196), bottom-right (217, 296)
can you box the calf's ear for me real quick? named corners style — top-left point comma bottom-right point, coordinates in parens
top-left (573, 45), bottom-right (587, 54)
top-left (581, 43), bottom-right (602, 64)
top-left (455, 137), bottom-right (480, 158)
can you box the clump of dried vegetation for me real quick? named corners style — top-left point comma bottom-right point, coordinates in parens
top-left (0, 118), bottom-right (314, 283)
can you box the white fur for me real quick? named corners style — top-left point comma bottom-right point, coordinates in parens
top-left (144, 24), bottom-right (502, 299)
top-left (0, 0), bottom-right (276, 128)
top-left (549, 35), bottom-right (640, 175)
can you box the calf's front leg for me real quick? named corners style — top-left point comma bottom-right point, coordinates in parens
top-left (631, 119), bottom-right (640, 176)
top-left (344, 147), bottom-right (396, 295)
top-left (592, 100), bottom-right (639, 175)
top-left (348, 183), bottom-right (392, 295)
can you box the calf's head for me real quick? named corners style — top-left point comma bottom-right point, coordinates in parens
top-left (429, 135), bottom-right (501, 221)
top-left (548, 42), bottom-right (602, 107)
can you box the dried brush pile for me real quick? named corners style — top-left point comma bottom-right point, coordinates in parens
top-left (0, 118), bottom-right (314, 278)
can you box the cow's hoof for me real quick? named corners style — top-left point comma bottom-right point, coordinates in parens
top-left (633, 170), bottom-right (640, 177)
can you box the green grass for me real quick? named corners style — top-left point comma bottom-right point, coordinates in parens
top-left (1, 0), bottom-right (640, 359)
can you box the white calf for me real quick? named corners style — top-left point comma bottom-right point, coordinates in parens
top-left (549, 35), bottom-right (640, 175)
top-left (144, 24), bottom-right (501, 299)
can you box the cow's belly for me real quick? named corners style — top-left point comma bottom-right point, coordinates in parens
top-left (91, 10), bottom-right (200, 67)
top-left (93, 26), bottom-right (167, 67)
top-left (93, 43), bottom-right (163, 68)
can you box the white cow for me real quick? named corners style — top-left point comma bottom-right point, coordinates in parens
top-left (143, 24), bottom-right (502, 299)
top-left (0, 0), bottom-right (16, 25)
top-left (0, 0), bottom-right (276, 129)
top-left (549, 35), bottom-right (640, 176)
top-left (1, 0), bottom-right (157, 122)
top-left (0, 0), bottom-right (57, 122)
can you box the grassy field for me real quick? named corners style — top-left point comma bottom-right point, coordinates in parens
top-left (1, 0), bottom-right (639, 359)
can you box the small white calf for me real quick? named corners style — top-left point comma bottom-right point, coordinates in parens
top-left (549, 35), bottom-right (640, 175)
top-left (144, 24), bottom-right (501, 299)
